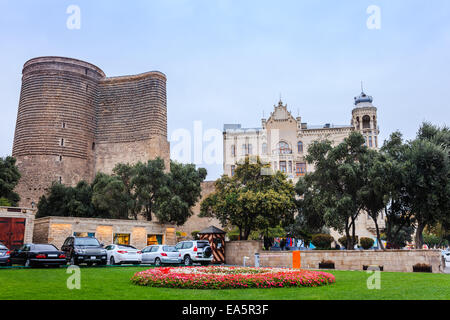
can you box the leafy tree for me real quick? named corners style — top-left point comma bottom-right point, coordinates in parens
top-left (91, 173), bottom-right (130, 219)
top-left (154, 161), bottom-right (207, 225)
top-left (200, 157), bottom-right (296, 240)
top-left (0, 197), bottom-right (11, 206)
top-left (404, 123), bottom-right (450, 248)
top-left (132, 158), bottom-right (167, 221)
top-left (0, 156), bottom-right (21, 206)
top-left (299, 132), bottom-right (368, 249)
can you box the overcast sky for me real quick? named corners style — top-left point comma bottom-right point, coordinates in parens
top-left (0, 0), bottom-right (449, 180)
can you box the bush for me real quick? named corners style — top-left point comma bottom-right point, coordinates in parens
top-left (191, 231), bottom-right (200, 240)
top-left (413, 263), bottom-right (432, 273)
top-left (228, 234), bottom-right (239, 241)
top-left (338, 236), bottom-right (359, 247)
top-left (311, 234), bottom-right (334, 249)
top-left (360, 237), bottom-right (374, 250)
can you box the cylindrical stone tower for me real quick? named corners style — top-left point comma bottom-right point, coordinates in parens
top-left (12, 57), bottom-right (105, 207)
top-left (351, 90), bottom-right (379, 149)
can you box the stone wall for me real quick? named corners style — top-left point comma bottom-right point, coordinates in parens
top-left (225, 241), bottom-right (263, 266)
top-left (33, 216), bottom-right (176, 249)
top-left (226, 240), bottom-right (444, 273)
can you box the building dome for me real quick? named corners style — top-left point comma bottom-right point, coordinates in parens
top-left (354, 91), bottom-right (373, 105)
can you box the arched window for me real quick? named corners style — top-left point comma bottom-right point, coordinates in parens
top-left (362, 115), bottom-right (371, 129)
top-left (297, 141), bottom-right (303, 153)
top-left (278, 142), bottom-right (292, 154)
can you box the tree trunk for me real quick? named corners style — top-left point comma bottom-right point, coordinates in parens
top-left (415, 222), bottom-right (425, 249)
top-left (371, 213), bottom-right (384, 250)
top-left (345, 220), bottom-right (352, 250)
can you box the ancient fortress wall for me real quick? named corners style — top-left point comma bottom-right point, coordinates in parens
top-left (12, 57), bottom-right (169, 207)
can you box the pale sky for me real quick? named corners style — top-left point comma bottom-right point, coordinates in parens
top-left (0, 0), bottom-right (449, 180)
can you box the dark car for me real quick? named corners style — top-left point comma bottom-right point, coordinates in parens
top-left (61, 236), bottom-right (107, 266)
top-left (10, 243), bottom-right (67, 267)
top-left (0, 243), bottom-right (12, 266)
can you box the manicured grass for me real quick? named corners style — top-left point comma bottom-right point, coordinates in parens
top-left (0, 266), bottom-right (448, 300)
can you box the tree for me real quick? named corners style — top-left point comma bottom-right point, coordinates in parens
top-left (154, 161), bottom-right (207, 226)
top-left (404, 135), bottom-right (449, 248)
top-left (359, 149), bottom-right (389, 250)
top-left (37, 181), bottom-right (103, 219)
top-left (0, 156), bottom-right (21, 206)
top-left (299, 132), bottom-right (368, 249)
top-left (91, 173), bottom-right (130, 220)
top-left (200, 157), bottom-right (296, 240)
top-left (132, 158), bottom-right (167, 221)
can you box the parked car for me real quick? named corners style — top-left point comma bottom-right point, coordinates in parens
top-left (141, 245), bottom-right (181, 265)
top-left (61, 236), bottom-right (107, 266)
top-left (105, 244), bottom-right (142, 265)
top-left (0, 243), bottom-right (11, 266)
top-left (10, 243), bottom-right (66, 267)
top-left (175, 240), bottom-right (213, 266)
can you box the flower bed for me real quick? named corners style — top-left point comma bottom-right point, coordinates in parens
top-left (131, 266), bottom-right (335, 289)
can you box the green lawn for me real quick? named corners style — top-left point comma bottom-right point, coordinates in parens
top-left (0, 266), bottom-right (448, 300)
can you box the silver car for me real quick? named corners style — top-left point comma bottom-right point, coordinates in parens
top-left (141, 245), bottom-right (181, 265)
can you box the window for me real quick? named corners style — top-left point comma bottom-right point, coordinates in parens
top-left (278, 142), bottom-right (292, 154)
top-left (369, 136), bottom-right (373, 148)
top-left (297, 141), bottom-right (303, 153)
top-left (60, 138), bottom-right (64, 146)
top-left (288, 161), bottom-right (292, 173)
top-left (296, 163), bottom-right (307, 176)
top-left (241, 144), bottom-right (247, 156)
top-left (59, 155), bottom-right (62, 162)
top-left (231, 145), bottom-right (236, 157)
top-left (362, 115), bottom-right (371, 129)
top-left (113, 233), bottom-right (130, 245)
top-left (147, 234), bottom-right (163, 245)
top-left (182, 242), bottom-right (193, 249)
top-left (274, 161), bottom-right (277, 171)
top-left (59, 176), bottom-right (62, 184)
top-left (248, 144), bottom-right (253, 155)
top-left (262, 143), bottom-right (267, 155)
top-left (62, 122), bottom-right (66, 129)
top-left (280, 161), bottom-right (287, 173)
top-left (375, 136), bottom-right (378, 148)
top-left (231, 165), bottom-right (235, 177)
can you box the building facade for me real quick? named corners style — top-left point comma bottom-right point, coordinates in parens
top-left (12, 57), bottom-right (170, 208)
top-left (223, 91), bottom-right (379, 183)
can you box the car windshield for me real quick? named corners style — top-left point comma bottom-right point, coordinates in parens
top-left (34, 244), bottom-right (58, 251)
top-left (74, 238), bottom-right (100, 246)
top-left (162, 246), bottom-right (177, 252)
top-left (0, 245), bottom-right (7, 250)
top-left (197, 241), bottom-right (209, 248)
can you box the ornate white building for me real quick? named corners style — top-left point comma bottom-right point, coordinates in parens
top-left (222, 90), bottom-right (384, 241)
top-left (223, 90), bottom-right (379, 183)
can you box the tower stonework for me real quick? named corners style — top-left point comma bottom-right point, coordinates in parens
top-left (12, 57), bottom-right (170, 207)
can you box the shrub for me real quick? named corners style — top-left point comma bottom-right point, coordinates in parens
top-left (0, 197), bottom-right (12, 206)
top-left (311, 234), bottom-right (334, 249)
top-left (338, 236), bottom-right (359, 247)
top-left (360, 237), bottom-right (374, 250)
top-left (228, 234), bottom-right (239, 241)
top-left (413, 263), bottom-right (432, 273)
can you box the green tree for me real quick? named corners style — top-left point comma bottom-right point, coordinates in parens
top-left (91, 173), bottom-right (130, 219)
top-left (154, 161), bottom-right (207, 226)
top-left (200, 157), bottom-right (296, 240)
top-left (299, 132), bottom-right (368, 249)
top-left (132, 158), bottom-right (167, 221)
top-left (0, 156), bottom-right (21, 206)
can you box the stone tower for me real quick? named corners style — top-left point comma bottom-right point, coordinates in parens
top-left (351, 89), bottom-right (379, 149)
top-left (12, 57), bottom-right (169, 207)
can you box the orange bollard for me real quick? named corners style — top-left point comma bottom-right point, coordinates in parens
top-left (292, 251), bottom-right (301, 269)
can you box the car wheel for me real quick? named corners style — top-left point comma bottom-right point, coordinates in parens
top-left (110, 257), bottom-right (116, 265)
top-left (183, 255), bottom-right (192, 266)
top-left (154, 258), bottom-right (161, 266)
